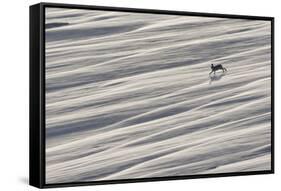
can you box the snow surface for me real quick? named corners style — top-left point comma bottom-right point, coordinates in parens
top-left (45, 7), bottom-right (271, 183)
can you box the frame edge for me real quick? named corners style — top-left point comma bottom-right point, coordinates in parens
top-left (270, 17), bottom-right (275, 174)
top-left (40, 2), bottom-right (273, 20)
top-left (29, 3), bottom-right (44, 189)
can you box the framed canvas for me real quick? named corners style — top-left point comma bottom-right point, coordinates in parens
top-left (29, 2), bottom-right (274, 188)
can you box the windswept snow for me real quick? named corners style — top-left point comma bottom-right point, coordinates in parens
top-left (45, 8), bottom-right (271, 183)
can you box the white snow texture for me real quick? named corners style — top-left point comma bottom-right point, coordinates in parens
top-left (45, 7), bottom-right (272, 184)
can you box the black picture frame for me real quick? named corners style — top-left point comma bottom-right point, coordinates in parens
top-left (30, 2), bottom-right (274, 188)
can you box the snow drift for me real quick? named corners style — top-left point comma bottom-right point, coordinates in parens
top-left (45, 8), bottom-right (272, 183)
